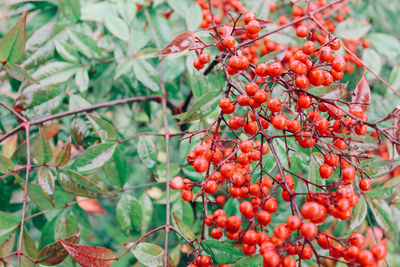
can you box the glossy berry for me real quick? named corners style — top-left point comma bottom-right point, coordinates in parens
top-left (359, 179), bottom-right (371, 191)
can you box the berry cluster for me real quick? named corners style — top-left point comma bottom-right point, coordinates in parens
top-left (171, 0), bottom-right (390, 266)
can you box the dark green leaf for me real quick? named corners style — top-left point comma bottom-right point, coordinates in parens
top-left (0, 10), bottom-right (27, 63)
top-left (34, 128), bottom-right (53, 164)
top-left (21, 229), bottom-right (38, 267)
top-left (5, 62), bottom-right (38, 84)
top-left (36, 231), bottom-right (80, 266)
top-left (176, 89), bottom-right (221, 126)
top-left (137, 136), bottom-right (157, 169)
top-left (70, 143), bottom-right (117, 174)
top-left (86, 114), bottom-right (118, 141)
top-left (38, 167), bottom-right (56, 207)
top-left (54, 209), bottom-right (79, 241)
top-left (104, 147), bottom-right (129, 187)
top-left (0, 211), bottom-right (20, 247)
top-left (201, 239), bottom-right (246, 264)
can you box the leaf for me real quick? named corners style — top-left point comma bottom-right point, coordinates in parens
top-left (308, 153), bottom-right (324, 191)
top-left (335, 19), bottom-right (371, 39)
top-left (176, 89), bottom-right (221, 126)
top-left (308, 83), bottom-right (347, 98)
top-left (75, 68), bottom-right (89, 93)
top-left (139, 193), bottom-right (153, 233)
top-left (367, 198), bottom-right (399, 244)
top-left (359, 159), bottom-right (400, 178)
top-left (116, 193), bottom-right (142, 235)
top-left (37, 231), bottom-right (80, 266)
top-left (57, 169), bottom-right (111, 198)
top-left (54, 38), bottom-right (80, 63)
top-left (59, 0), bottom-right (81, 22)
top-left (21, 229), bottom-right (38, 267)
top-left (367, 33), bottom-right (400, 60)
top-left (352, 74), bottom-right (371, 112)
top-left (104, 15), bottom-right (130, 41)
top-left (67, 29), bottom-right (101, 58)
top-left (137, 136), bottom-right (157, 169)
top-left (5, 62), bottom-right (38, 84)
top-left (86, 114), bottom-right (118, 141)
top-left (347, 195), bottom-right (367, 233)
top-left (156, 32), bottom-right (192, 56)
top-left (34, 128), bottom-right (53, 164)
top-left (172, 213), bottom-right (197, 243)
top-left (38, 167), bottom-right (56, 207)
top-left (128, 242), bottom-right (174, 267)
top-left (362, 48), bottom-right (382, 80)
top-left (55, 139), bottom-right (72, 167)
top-left (201, 240), bottom-right (246, 264)
top-left (70, 143), bottom-right (117, 174)
top-left (104, 147), bottom-right (129, 187)
top-left (54, 209), bottom-right (80, 241)
top-left (257, 49), bottom-right (287, 64)
top-left (133, 60), bottom-right (160, 92)
top-left (0, 155), bottom-right (14, 174)
top-left (364, 187), bottom-right (398, 199)
top-left (166, 0), bottom-right (189, 17)
top-left (60, 240), bottom-right (115, 267)
top-left (0, 211), bottom-right (20, 247)
top-left (76, 197), bottom-right (106, 214)
top-left (231, 255), bottom-right (263, 267)
top-left (0, 10), bottom-right (27, 63)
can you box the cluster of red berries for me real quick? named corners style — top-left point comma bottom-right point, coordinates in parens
top-left (171, 0), bottom-right (390, 266)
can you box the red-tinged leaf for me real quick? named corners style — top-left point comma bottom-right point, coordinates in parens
top-left (5, 62), bottom-right (38, 84)
top-left (352, 74), bottom-right (371, 111)
top-left (0, 10), bottom-right (27, 63)
top-left (76, 196), bottom-right (106, 214)
top-left (60, 240), bottom-right (115, 267)
top-left (36, 231), bottom-right (80, 266)
top-left (156, 32), bottom-right (192, 56)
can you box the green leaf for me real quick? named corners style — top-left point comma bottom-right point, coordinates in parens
top-left (308, 153), bottom-right (324, 192)
top-left (367, 33), bottom-right (400, 60)
top-left (128, 242), bottom-right (174, 267)
top-left (133, 60), bottom-right (160, 92)
top-left (176, 90), bottom-right (221, 126)
top-left (364, 187), bottom-right (398, 199)
top-left (335, 19), bottom-right (371, 39)
top-left (38, 167), bottom-right (56, 207)
top-left (54, 38), bottom-right (80, 63)
top-left (36, 231), bottom-right (80, 266)
top-left (104, 15), bottom-right (130, 41)
top-left (34, 128), bottom-right (53, 164)
top-left (359, 159), bottom-right (400, 178)
top-left (116, 193), bottom-right (143, 235)
top-left (59, 0), bottom-right (81, 22)
top-left (257, 49), bottom-right (287, 64)
top-left (70, 143), bottom-right (117, 174)
top-left (362, 48), bottom-right (382, 80)
top-left (347, 195), bottom-right (367, 233)
top-left (104, 147), bottom-right (129, 187)
top-left (0, 156), bottom-right (14, 174)
top-left (21, 229), bottom-right (39, 267)
top-left (55, 139), bottom-right (72, 167)
top-left (367, 198), bottom-right (399, 244)
top-left (308, 82), bottom-right (347, 98)
top-left (67, 29), bottom-right (101, 58)
top-left (166, 0), bottom-right (189, 17)
top-left (0, 10), bottom-right (27, 63)
top-left (5, 62), bottom-right (38, 84)
top-left (137, 136), bottom-right (157, 169)
top-left (171, 198), bottom-right (194, 226)
top-left (201, 240), bottom-right (246, 264)
top-left (75, 68), bottom-right (89, 93)
top-left (139, 193), bottom-right (154, 234)
top-left (172, 213), bottom-right (197, 243)
top-left (57, 169), bottom-right (111, 198)
top-left (0, 211), bottom-right (20, 247)
top-left (54, 209), bottom-right (79, 241)
top-left (86, 114), bottom-right (118, 141)
top-left (231, 255), bottom-right (263, 267)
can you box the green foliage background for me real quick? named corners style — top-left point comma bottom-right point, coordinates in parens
top-left (0, 0), bottom-right (399, 266)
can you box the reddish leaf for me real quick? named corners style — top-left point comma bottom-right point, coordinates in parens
top-left (76, 196), bottom-right (107, 214)
top-left (60, 240), bottom-right (115, 267)
top-left (352, 74), bottom-right (371, 111)
top-left (36, 231), bottom-right (80, 266)
top-left (156, 32), bottom-right (192, 55)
